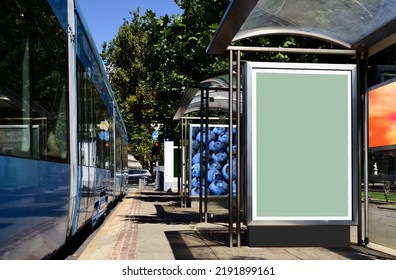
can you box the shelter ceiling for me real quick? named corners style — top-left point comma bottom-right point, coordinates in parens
top-left (207, 0), bottom-right (396, 55)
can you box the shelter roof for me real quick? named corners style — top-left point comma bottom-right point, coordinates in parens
top-left (173, 75), bottom-right (235, 120)
top-left (207, 0), bottom-right (396, 56)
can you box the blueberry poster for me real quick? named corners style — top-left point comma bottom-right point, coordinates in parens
top-left (189, 124), bottom-right (236, 197)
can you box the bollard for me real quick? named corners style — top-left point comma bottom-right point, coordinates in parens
top-left (138, 178), bottom-right (143, 193)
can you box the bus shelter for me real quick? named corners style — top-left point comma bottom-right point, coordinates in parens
top-left (203, 0), bottom-right (396, 248)
top-left (173, 75), bottom-right (237, 223)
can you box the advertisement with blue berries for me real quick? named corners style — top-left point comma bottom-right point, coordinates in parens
top-left (189, 124), bottom-right (236, 197)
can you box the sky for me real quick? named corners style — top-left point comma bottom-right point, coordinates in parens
top-left (77, 0), bottom-right (183, 51)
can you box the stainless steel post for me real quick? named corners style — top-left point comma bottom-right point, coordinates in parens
top-left (204, 89), bottom-right (209, 223)
top-left (228, 50), bottom-right (234, 247)
top-left (236, 50), bottom-right (241, 247)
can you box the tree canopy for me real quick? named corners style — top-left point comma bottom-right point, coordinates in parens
top-left (101, 0), bottom-right (230, 165)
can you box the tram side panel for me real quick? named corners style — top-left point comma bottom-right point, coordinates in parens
top-left (0, 0), bottom-right (129, 259)
top-left (0, 157), bottom-right (70, 259)
top-left (0, 0), bottom-right (72, 259)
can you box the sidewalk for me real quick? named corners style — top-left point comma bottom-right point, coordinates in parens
top-left (73, 185), bottom-right (396, 260)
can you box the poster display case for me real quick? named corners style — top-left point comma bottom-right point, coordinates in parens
top-left (189, 124), bottom-right (236, 197)
top-left (243, 62), bottom-right (358, 226)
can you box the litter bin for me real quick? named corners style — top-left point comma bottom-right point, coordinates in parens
top-left (156, 170), bottom-right (164, 191)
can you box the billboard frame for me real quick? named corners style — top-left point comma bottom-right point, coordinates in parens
top-left (244, 62), bottom-right (358, 226)
top-left (189, 123), bottom-right (236, 198)
top-left (368, 76), bottom-right (396, 152)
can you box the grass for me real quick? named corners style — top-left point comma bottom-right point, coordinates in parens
top-left (363, 190), bottom-right (396, 203)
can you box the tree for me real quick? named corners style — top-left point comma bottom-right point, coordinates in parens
top-left (101, 10), bottom-right (156, 164)
top-left (101, 1), bottom-right (230, 163)
top-left (142, 0), bottom-right (231, 143)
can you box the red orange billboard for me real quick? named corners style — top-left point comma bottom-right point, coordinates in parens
top-left (369, 78), bottom-right (396, 150)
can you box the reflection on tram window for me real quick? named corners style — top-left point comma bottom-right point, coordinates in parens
top-left (0, 0), bottom-right (68, 162)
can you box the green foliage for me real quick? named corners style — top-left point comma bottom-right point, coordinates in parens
top-left (101, 0), bottom-right (230, 163)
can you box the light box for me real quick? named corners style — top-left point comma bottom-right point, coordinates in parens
top-left (244, 62), bottom-right (357, 225)
top-left (189, 124), bottom-right (236, 197)
top-left (368, 77), bottom-right (396, 151)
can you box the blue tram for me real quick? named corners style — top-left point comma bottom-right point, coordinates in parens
top-left (0, 0), bottom-right (129, 259)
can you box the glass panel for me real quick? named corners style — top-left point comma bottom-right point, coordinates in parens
top-left (75, 11), bottom-right (113, 113)
top-left (367, 78), bottom-right (396, 250)
top-left (76, 9), bottom-right (116, 225)
top-left (238, 0), bottom-right (396, 46)
top-left (48, 0), bottom-right (68, 32)
top-left (76, 16), bottom-right (113, 171)
top-left (77, 61), bottom-right (109, 170)
top-left (367, 150), bottom-right (396, 250)
top-left (77, 60), bottom-right (95, 226)
top-left (0, 0), bottom-right (68, 161)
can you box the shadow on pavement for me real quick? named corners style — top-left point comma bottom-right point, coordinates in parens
top-left (330, 245), bottom-right (396, 260)
top-left (127, 187), bottom-right (396, 260)
top-left (164, 231), bottom-right (196, 260)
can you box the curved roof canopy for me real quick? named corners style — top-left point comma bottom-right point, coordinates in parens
top-left (207, 0), bottom-right (396, 56)
top-left (173, 75), bottom-right (236, 120)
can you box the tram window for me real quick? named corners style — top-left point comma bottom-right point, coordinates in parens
top-left (78, 63), bottom-right (95, 167)
top-left (76, 11), bottom-right (116, 171)
top-left (0, 0), bottom-right (69, 161)
top-left (77, 60), bottom-right (113, 170)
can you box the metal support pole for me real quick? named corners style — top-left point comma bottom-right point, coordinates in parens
top-left (199, 89), bottom-right (204, 222)
top-left (204, 89), bottom-right (209, 223)
top-left (228, 50), bottom-right (234, 247)
top-left (236, 50), bottom-right (241, 247)
top-left (181, 118), bottom-right (186, 208)
top-left (357, 55), bottom-right (363, 245)
top-left (361, 52), bottom-right (369, 245)
top-left (67, 0), bottom-right (78, 236)
top-left (185, 118), bottom-right (189, 208)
